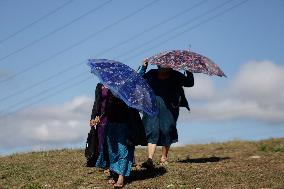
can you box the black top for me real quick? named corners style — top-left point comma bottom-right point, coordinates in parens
top-left (143, 69), bottom-right (194, 111)
top-left (90, 83), bottom-right (128, 123)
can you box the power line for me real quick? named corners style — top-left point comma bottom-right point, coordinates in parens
top-left (0, 0), bottom-right (248, 117)
top-left (0, 0), bottom-right (74, 45)
top-left (0, 0), bottom-right (206, 102)
top-left (1, 71), bottom-right (87, 113)
top-left (0, 0), bottom-right (159, 84)
top-left (91, 0), bottom-right (209, 58)
top-left (0, 0), bottom-right (113, 63)
top-left (0, 0), bottom-right (235, 104)
top-left (115, 0), bottom-right (235, 60)
top-left (123, 0), bottom-right (249, 62)
top-left (0, 60), bottom-right (84, 102)
top-left (0, 76), bottom-right (90, 119)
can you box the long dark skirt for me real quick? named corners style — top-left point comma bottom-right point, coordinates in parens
top-left (142, 96), bottom-right (178, 146)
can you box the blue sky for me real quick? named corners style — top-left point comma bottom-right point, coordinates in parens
top-left (0, 0), bottom-right (284, 155)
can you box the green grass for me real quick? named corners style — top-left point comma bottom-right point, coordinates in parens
top-left (258, 139), bottom-right (284, 152)
top-left (0, 138), bottom-right (283, 189)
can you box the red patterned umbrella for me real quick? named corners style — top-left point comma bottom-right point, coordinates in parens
top-left (145, 50), bottom-right (226, 77)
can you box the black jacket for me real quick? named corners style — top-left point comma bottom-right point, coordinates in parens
top-left (143, 69), bottom-right (194, 111)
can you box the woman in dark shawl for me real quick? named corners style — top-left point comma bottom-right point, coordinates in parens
top-left (139, 61), bottom-right (194, 167)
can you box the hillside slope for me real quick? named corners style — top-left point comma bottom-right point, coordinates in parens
top-left (0, 138), bottom-right (283, 189)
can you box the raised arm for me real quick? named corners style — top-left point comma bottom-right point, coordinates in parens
top-left (138, 61), bottom-right (148, 76)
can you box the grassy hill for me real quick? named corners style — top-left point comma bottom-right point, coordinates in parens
top-left (0, 138), bottom-right (283, 189)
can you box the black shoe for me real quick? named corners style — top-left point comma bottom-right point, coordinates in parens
top-left (109, 170), bottom-right (119, 181)
top-left (132, 163), bottom-right (137, 167)
top-left (141, 158), bottom-right (154, 169)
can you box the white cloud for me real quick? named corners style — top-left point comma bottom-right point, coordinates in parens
top-left (0, 96), bottom-right (94, 153)
top-left (180, 60), bottom-right (284, 124)
top-left (230, 61), bottom-right (284, 102)
top-left (185, 75), bottom-right (216, 101)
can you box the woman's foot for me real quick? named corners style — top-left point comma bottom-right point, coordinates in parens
top-left (108, 171), bottom-right (118, 185)
top-left (108, 178), bottom-right (116, 185)
top-left (160, 157), bottom-right (168, 166)
top-left (113, 175), bottom-right (124, 188)
top-left (113, 182), bottom-right (124, 188)
top-left (104, 169), bottom-right (110, 176)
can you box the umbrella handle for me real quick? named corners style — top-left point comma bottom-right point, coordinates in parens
top-left (136, 66), bottom-right (141, 72)
top-left (100, 112), bottom-right (105, 118)
top-left (187, 44), bottom-right (191, 51)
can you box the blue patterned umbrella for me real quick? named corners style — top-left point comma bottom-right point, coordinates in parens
top-left (87, 59), bottom-right (158, 116)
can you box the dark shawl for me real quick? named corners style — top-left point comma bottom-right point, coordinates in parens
top-left (143, 69), bottom-right (194, 111)
top-left (90, 83), bottom-right (146, 146)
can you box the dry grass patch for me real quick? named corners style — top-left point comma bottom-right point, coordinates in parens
top-left (0, 138), bottom-right (283, 188)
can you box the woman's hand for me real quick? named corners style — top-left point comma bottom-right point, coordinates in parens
top-left (142, 60), bottom-right (148, 67)
top-left (90, 116), bottom-right (101, 126)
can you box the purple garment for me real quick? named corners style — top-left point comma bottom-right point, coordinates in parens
top-left (100, 87), bottom-right (108, 126)
top-left (97, 87), bottom-right (108, 151)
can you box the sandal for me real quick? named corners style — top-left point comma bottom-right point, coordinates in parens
top-left (113, 183), bottom-right (124, 188)
top-left (160, 157), bottom-right (168, 166)
top-left (108, 179), bottom-right (116, 185)
top-left (104, 169), bottom-right (110, 176)
top-left (141, 158), bottom-right (154, 169)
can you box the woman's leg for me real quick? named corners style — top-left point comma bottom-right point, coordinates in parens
top-left (161, 146), bottom-right (170, 164)
top-left (114, 174), bottom-right (124, 187)
top-left (141, 143), bottom-right (156, 168)
top-left (148, 143), bottom-right (157, 159)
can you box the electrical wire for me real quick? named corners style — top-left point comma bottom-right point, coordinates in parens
top-left (0, 0), bottom-right (74, 45)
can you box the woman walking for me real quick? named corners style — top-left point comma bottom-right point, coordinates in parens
top-left (90, 83), bottom-right (144, 188)
top-left (139, 61), bottom-right (194, 167)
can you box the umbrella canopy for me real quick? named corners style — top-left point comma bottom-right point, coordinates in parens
top-left (88, 59), bottom-right (158, 116)
top-left (145, 50), bottom-right (226, 77)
